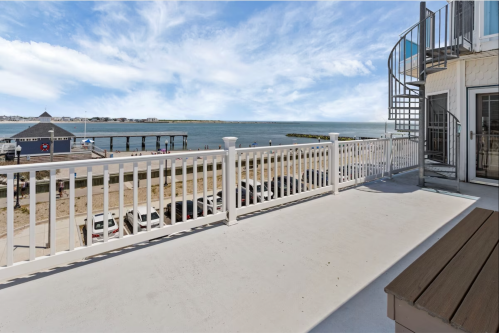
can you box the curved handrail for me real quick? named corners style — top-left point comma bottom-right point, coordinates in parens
top-left (387, 3), bottom-right (461, 180)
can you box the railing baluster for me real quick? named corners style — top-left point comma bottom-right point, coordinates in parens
top-left (158, 160), bottom-right (164, 228)
top-left (298, 148), bottom-right (302, 194)
top-left (193, 158), bottom-right (198, 220)
top-left (245, 152), bottom-right (249, 206)
top-left (253, 152), bottom-right (257, 204)
top-left (281, 150), bottom-right (284, 198)
top-left (267, 151), bottom-right (271, 199)
top-left (50, 169), bottom-right (56, 255)
top-left (314, 147), bottom-right (318, 189)
top-left (86, 167), bottom-right (92, 246)
top-left (203, 157), bottom-right (207, 215)
top-left (287, 150), bottom-right (291, 195)
top-left (6, 172), bottom-right (14, 266)
top-left (69, 168), bottom-right (75, 251)
top-left (222, 154), bottom-right (226, 212)
top-left (319, 146), bottom-right (323, 187)
top-left (103, 165), bottom-right (109, 242)
top-left (212, 156), bottom-right (217, 212)
top-left (260, 151), bottom-right (264, 200)
top-left (119, 163), bottom-right (125, 236)
top-left (171, 159), bottom-right (176, 225)
top-left (29, 171), bottom-right (36, 260)
top-left (237, 153), bottom-right (242, 208)
top-left (303, 148), bottom-right (310, 192)
top-left (274, 150), bottom-right (278, 195)
top-left (146, 161), bottom-right (152, 231)
top-left (292, 149), bottom-right (296, 194)
top-left (183, 158), bottom-right (187, 221)
top-left (133, 162), bottom-right (138, 234)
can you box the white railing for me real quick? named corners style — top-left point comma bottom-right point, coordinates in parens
top-left (0, 134), bottom-right (417, 281)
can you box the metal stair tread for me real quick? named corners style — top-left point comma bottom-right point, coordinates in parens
top-left (406, 81), bottom-right (426, 87)
top-left (393, 94), bottom-right (423, 99)
top-left (423, 67), bottom-right (447, 75)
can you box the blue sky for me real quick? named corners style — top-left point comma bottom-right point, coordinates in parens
top-left (0, 1), bottom-right (445, 121)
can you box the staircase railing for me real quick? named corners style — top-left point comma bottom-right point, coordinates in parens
top-left (387, 2), bottom-right (468, 189)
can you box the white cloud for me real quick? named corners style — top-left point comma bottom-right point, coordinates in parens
top-left (0, 1), bottom-right (402, 120)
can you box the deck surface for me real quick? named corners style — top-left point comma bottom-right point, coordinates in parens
top-left (1, 171), bottom-right (498, 332)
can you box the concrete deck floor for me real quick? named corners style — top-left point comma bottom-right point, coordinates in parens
top-left (0, 171), bottom-right (497, 332)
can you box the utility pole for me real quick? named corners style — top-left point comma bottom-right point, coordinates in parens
top-left (418, 1), bottom-right (426, 187)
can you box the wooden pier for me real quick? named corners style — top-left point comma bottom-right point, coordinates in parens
top-left (73, 132), bottom-right (188, 150)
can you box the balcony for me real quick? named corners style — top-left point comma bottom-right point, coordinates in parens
top-left (0, 136), bottom-right (497, 331)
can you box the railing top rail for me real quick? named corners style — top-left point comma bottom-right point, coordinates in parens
top-left (0, 149), bottom-right (227, 173)
top-left (236, 142), bottom-right (332, 153)
top-left (338, 138), bottom-right (390, 144)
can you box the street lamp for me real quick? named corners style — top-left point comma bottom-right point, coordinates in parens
top-left (14, 145), bottom-right (22, 209)
top-left (164, 139), bottom-right (168, 185)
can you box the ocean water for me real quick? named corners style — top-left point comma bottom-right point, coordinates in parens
top-left (0, 121), bottom-right (397, 151)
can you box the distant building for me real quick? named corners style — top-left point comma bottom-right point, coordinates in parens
top-left (11, 112), bottom-right (75, 156)
top-left (118, 118), bottom-right (127, 122)
top-left (61, 117), bottom-right (71, 122)
top-left (146, 118), bottom-right (158, 122)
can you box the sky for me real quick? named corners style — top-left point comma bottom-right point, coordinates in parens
top-left (0, 1), bottom-right (446, 121)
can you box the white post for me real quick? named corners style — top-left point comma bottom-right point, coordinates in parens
top-left (388, 133), bottom-right (394, 178)
top-left (329, 133), bottom-right (339, 195)
top-left (223, 137), bottom-right (238, 226)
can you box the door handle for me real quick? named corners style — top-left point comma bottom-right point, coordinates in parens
top-left (470, 131), bottom-right (473, 140)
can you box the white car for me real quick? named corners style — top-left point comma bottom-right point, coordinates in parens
top-left (241, 179), bottom-right (273, 201)
top-left (87, 213), bottom-right (119, 243)
top-left (126, 206), bottom-right (161, 231)
top-left (197, 195), bottom-right (222, 214)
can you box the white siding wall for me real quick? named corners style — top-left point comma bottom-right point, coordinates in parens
top-left (425, 61), bottom-right (458, 113)
top-left (465, 57), bottom-right (499, 87)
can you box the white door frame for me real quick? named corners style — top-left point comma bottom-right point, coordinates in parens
top-left (467, 86), bottom-right (499, 185)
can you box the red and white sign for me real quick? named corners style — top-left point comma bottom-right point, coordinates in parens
top-left (41, 143), bottom-right (50, 152)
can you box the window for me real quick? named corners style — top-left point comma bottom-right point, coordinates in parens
top-left (484, 1), bottom-right (499, 36)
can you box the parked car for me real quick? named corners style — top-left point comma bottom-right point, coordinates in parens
top-left (267, 180), bottom-right (285, 198)
top-left (125, 206), bottom-right (161, 231)
top-left (273, 176), bottom-right (305, 193)
top-left (165, 200), bottom-right (203, 222)
top-left (217, 187), bottom-right (254, 207)
top-left (302, 169), bottom-right (328, 186)
top-left (85, 212), bottom-right (119, 243)
top-left (197, 195), bottom-right (222, 214)
top-left (241, 179), bottom-right (273, 201)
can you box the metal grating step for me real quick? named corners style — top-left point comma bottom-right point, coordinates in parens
top-left (393, 94), bottom-right (423, 99)
top-left (406, 81), bottom-right (425, 87)
top-left (423, 67), bottom-right (447, 75)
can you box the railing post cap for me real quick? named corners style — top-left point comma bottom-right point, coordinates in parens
top-left (222, 137), bottom-right (238, 142)
top-left (329, 133), bottom-right (339, 139)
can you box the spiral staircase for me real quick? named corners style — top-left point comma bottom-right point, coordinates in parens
top-left (388, 1), bottom-right (474, 191)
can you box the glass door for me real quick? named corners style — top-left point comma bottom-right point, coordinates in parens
top-left (475, 93), bottom-right (499, 181)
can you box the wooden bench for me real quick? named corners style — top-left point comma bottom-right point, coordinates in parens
top-left (385, 207), bottom-right (499, 332)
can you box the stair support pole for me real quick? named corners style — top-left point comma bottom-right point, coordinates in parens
top-left (418, 1), bottom-right (426, 187)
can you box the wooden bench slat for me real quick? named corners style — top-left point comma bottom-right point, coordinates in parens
top-left (451, 244), bottom-right (499, 333)
top-left (414, 212), bottom-right (499, 323)
top-left (384, 208), bottom-right (493, 304)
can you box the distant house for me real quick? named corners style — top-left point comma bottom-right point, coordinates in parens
top-left (11, 112), bottom-right (75, 156)
top-left (0, 116), bottom-right (8, 121)
top-left (118, 118), bottom-right (127, 122)
top-left (61, 117), bottom-right (71, 122)
top-left (146, 118), bottom-right (158, 122)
